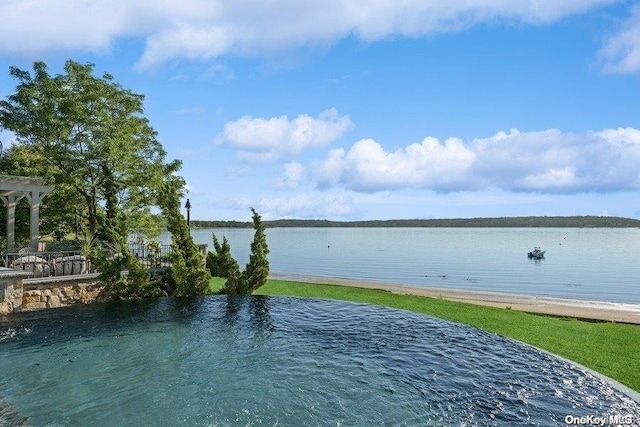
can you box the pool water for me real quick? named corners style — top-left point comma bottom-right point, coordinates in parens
top-left (1, 296), bottom-right (638, 426)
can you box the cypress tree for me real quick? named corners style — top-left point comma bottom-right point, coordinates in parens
top-left (213, 208), bottom-right (269, 294)
top-left (208, 234), bottom-right (243, 294)
top-left (158, 178), bottom-right (210, 297)
top-left (243, 208), bottom-right (270, 292)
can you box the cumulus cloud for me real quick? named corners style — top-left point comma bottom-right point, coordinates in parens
top-left (0, 0), bottom-right (153, 54)
top-left (217, 108), bottom-right (353, 162)
top-left (0, 0), bottom-right (618, 68)
top-left (598, 5), bottom-right (640, 74)
top-left (315, 127), bottom-right (640, 194)
top-left (317, 137), bottom-right (475, 192)
top-left (275, 161), bottom-right (306, 189)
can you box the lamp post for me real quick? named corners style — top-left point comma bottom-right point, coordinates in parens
top-left (185, 198), bottom-right (191, 228)
top-left (74, 208), bottom-right (79, 240)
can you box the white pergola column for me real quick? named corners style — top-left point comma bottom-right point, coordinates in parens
top-left (0, 194), bottom-right (24, 252)
top-left (0, 175), bottom-right (53, 252)
top-left (24, 190), bottom-right (49, 250)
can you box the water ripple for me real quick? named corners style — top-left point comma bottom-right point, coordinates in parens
top-left (0, 296), bottom-right (638, 426)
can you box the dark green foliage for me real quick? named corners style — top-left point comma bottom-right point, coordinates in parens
top-left (95, 247), bottom-right (164, 300)
top-left (244, 208), bottom-right (270, 292)
top-left (206, 235), bottom-right (240, 279)
top-left (210, 208), bottom-right (270, 295)
top-left (158, 178), bottom-right (210, 297)
top-left (44, 239), bottom-right (81, 252)
top-left (208, 233), bottom-right (245, 294)
top-left (84, 159), bottom-right (159, 299)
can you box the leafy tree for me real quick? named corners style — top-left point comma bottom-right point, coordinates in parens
top-left (0, 60), bottom-right (177, 243)
top-left (0, 60), bottom-right (205, 300)
top-left (212, 208), bottom-right (269, 294)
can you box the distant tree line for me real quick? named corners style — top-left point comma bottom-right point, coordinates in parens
top-left (192, 216), bottom-right (640, 229)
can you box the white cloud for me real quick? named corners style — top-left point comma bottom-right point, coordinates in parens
top-left (595, 126), bottom-right (640, 146)
top-left (315, 127), bottom-right (640, 194)
top-left (317, 137), bottom-right (475, 192)
top-left (0, 0), bottom-right (151, 54)
top-left (217, 108), bottom-right (353, 162)
top-left (518, 167), bottom-right (578, 190)
top-left (0, 0), bottom-right (618, 68)
top-left (275, 161), bottom-right (305, 189)
top-left (598, 5), bottom-right (640, 74)
top-left (138, 24), bottom-right (233, 70)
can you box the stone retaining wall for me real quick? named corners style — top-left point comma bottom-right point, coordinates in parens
top-left (0, 284), bottom-right (23, 315)
top-left (0, 268), bottom-right (32, 315)
top-left (20, 274), bottom-right (106, 312)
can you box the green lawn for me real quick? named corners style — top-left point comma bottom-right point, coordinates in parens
top-left (209, 277), bottom-right (640, 393)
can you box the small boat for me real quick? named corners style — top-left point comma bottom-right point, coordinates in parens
top-left (528, 247), bottom-right (545, 259)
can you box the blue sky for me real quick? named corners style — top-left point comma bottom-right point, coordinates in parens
top-left (1, 0), bottom-right (640, 221)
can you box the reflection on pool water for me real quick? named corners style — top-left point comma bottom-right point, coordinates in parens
top-left (0, 296), bottom-right (638, 426)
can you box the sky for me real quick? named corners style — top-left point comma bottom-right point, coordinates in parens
top-left (1, 0), bottom-right (640, 221)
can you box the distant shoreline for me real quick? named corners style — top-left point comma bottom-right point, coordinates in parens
top-left (192, 215), bottom-right (640, 229)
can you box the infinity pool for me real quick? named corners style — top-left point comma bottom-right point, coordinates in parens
top-left (0, 296), bottom-right (638, 426)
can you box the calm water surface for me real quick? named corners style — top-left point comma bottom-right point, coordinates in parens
top-left (176, 227), bottom-right (640, 304)
top-left (1, 296), bottom-right (638, 426)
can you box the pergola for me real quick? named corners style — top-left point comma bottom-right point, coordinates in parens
top-left (0, 175), bottom-right (53, 252)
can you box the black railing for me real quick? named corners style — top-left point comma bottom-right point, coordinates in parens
top-left (128, 243), bottom-right (173, 269)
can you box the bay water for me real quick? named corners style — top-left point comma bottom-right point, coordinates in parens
top-left (161, 227), bottom-right (640, 304)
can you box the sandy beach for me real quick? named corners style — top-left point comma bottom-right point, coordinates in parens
top-left (270, 273), bottom-right (640, 325)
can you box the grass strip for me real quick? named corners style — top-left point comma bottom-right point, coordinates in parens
top-left (209, 277), bottom-right (640, 393)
